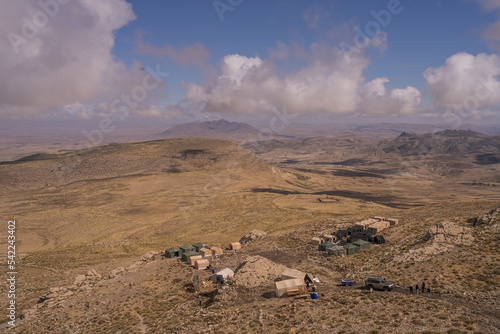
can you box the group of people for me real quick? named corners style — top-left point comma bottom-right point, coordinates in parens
top-left (409, 282), bottom-right (431, 297)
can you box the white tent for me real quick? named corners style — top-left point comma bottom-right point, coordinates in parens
top-left (281, 268), bottom-right (313, 283)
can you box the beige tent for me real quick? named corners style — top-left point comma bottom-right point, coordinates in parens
top-left (229, 242), bottom-right (241, 250)
top-left (210, 247), bottom-right (223, 256)
top-left (189, 255), bottom-right (203, 266)
top-left (310, 237), bottom-right (324, 245)
top-left (210, 268), bottom-right (235, 282)
top-left (194, 259), bottom-right (210, 270)
top-left (199, 248), bottom-right (212, 257)
top-left (369, 220), bottom-right (390, 232)
top-left (275, 278), bottom-right (307, 297)
top-left (281, 269), bottom-right (313, 284)
top-left (387, 218), bottom-right (399, 226)
top-left (372, 216), bottom-right (385, 221)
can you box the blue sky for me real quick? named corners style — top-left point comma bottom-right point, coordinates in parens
top-left (2, 0), bottom-right (500, 125)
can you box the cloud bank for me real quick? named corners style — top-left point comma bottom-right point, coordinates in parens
top-left (185, 38), bottom-right (422, 117)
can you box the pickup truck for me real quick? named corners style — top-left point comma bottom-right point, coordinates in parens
top-left (365, 276), bottom-right (395, 291)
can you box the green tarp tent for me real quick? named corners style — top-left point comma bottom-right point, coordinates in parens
top-left (352, 239), bottom-right (371, 251)
top-left (327, 246), bottom-right (346, 256)
top-left (193, 242), bottom-right (209, 252)
top-left (344, 244), bottom-right (360, 255)
top-left (165, 247), bottom-right (181, 258)
top-left (180, 245), bottom-right (196, 253)
top-left (181, 251), bottom-right (199, 262)
top-left (318, 241), bottom-right (335, 251)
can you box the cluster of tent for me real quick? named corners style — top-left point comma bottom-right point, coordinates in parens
top-left (165, 241), bottom-right (242, 270)
top-left (164, 242), bottom-right (223, 269)
top-left (311, 216), bottom-right (397, 256)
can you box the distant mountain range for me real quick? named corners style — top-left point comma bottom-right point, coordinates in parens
top-left (158, 120), bottom-right (261, 142)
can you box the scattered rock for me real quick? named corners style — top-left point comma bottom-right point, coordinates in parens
top-left (74, 275), bottom-right (86, 285)
top-left (474, 207), bottom-right (500, 227)
top-left (240, 230), bottom-right (267, 244)
top-left (424, 221), bottom-right (473, 245)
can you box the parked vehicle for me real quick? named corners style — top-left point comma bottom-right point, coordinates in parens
top-left (341, 279), bottom-right (357, 286)
top-left (365, 276), bottom-right (394, 291)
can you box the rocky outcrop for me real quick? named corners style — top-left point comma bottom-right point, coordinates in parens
top-left (424, 221), bottom-right (473, 245)
top-left (474, 207), bottom-right (500, 227)
top-left (240, 230), bottom-right (267, 244)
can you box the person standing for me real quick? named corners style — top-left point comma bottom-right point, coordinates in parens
top-left (415, 284), bottom-right (419, 296)
top-left (422, 281), bottom-right (426, 293)
top-left (409, 285), bottom-right (414, 295)
top-left (427, 287), bottom-right (431, 298)
top-left (199, 296), bottom-right (202, 306)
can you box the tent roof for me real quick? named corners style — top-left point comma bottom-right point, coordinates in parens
top-left (328, 245), bottom-right (344, 250)
top-left (216, 268), bottom-right (234, 278)
top-left (195, 259), bottom-right (209, 264)
top-left (166, 247), bottom-right (180, 252)
top-left (180, 245), bottom-right (194, 249)
top-left (193, 242), bottom-right (208, 247)
top-left (344, 244), bottom-right (359, 249)
top-left (183, 251), bottom-right (199, 257)
top-left (281, 268), bottom-right (309, 280)
top-left (353, 239), bottom-right (370, 245)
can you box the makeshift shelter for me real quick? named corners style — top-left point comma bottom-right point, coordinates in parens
top-left (165, 247), bottom-right (181, 258)
top-left (193, 242), bottom-right (209, 252)
top-left (310, 237), bottom-right (324, 245)
top-left (387, 218), bottom-right (399, 226)
top-left (180, 245), bottom-right (196, 253)
top-left (181, 251), bottom-right (199, 262)
top-left (344, 244), bottom-right (360, 255)
top-left (229, 242), bottom-right (241, 250)
top-left (189, 255), bottom-right (202, 265)
top-left (210, 247), bottom-right (223, 256)
top-left (369, 221), bottom-right (389, 232)
top-left (199, 248), bottom-right (212, 257)
top-left (281, 269), bottom-right (313, 284)
top-left (274, 278), bottom-right (307, 297)
top-left (194, 259), bottom-right (210, 270)
top-left (318, 240), bottom-right (335, 251)
top-left (327, 245), bottom-right (347, 256)
top-left (210, 268), bottom-right (234, 282)
top-left (353, 239), bottom-right (371, 250)
top-left (373, 235), bottom-right (386, 244)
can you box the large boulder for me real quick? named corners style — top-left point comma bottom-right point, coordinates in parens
top-left (240, 230), bottom-right (267, 244)
top-left (424, 221), bottom-right (473, 245)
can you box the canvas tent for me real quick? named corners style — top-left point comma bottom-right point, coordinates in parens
top-left (229, 242), bottom-right (241, 250)
top-left (372, 216), bottom-right (385, 221)
top-left (327, 245), bottom-right (346, 256)
top-left (344, 244), bottom-right (360, 255)
top-left (165, 247), bottom-right (181, 258)
top-left (210, 268), bottom-right (234, 282)
top-left (193, 242), bottom-right (209, 252)
top-left (194, 259), bottom-right (210, 270)
top-left (199, 248), bottom-right (212, 257)
top-left (210, 247), bottom-right (223, 256)
top-left (318, 240), bottom-right (335, 251)
top-left (387, 218), bottom-right (399, 226)
top-left (353, 239), bottom-right (371, 250)
top-left (274, 278), bottom-right (307, 297)
top-left (373, 235), bottom-right (386, 244)
top-left (180, 245), bottom-right (196, 253)
top-left (322, 234), bottom-right (336, 242)
top-left (281, 269), bottom-right (313, 284)
top-left (181, 251), bottom-right (199, 262)
top-left (190, 255), bottom-right (203, 266)
top-left (311, 237), bottom-right (324, 246)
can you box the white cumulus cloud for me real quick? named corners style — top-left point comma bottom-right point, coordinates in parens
top-left (424, 52), bottom-right (500, 110)
top-left (185, 40), bottom-right (421, 117)
top-left (0, 0), bottom-right (153, 119)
